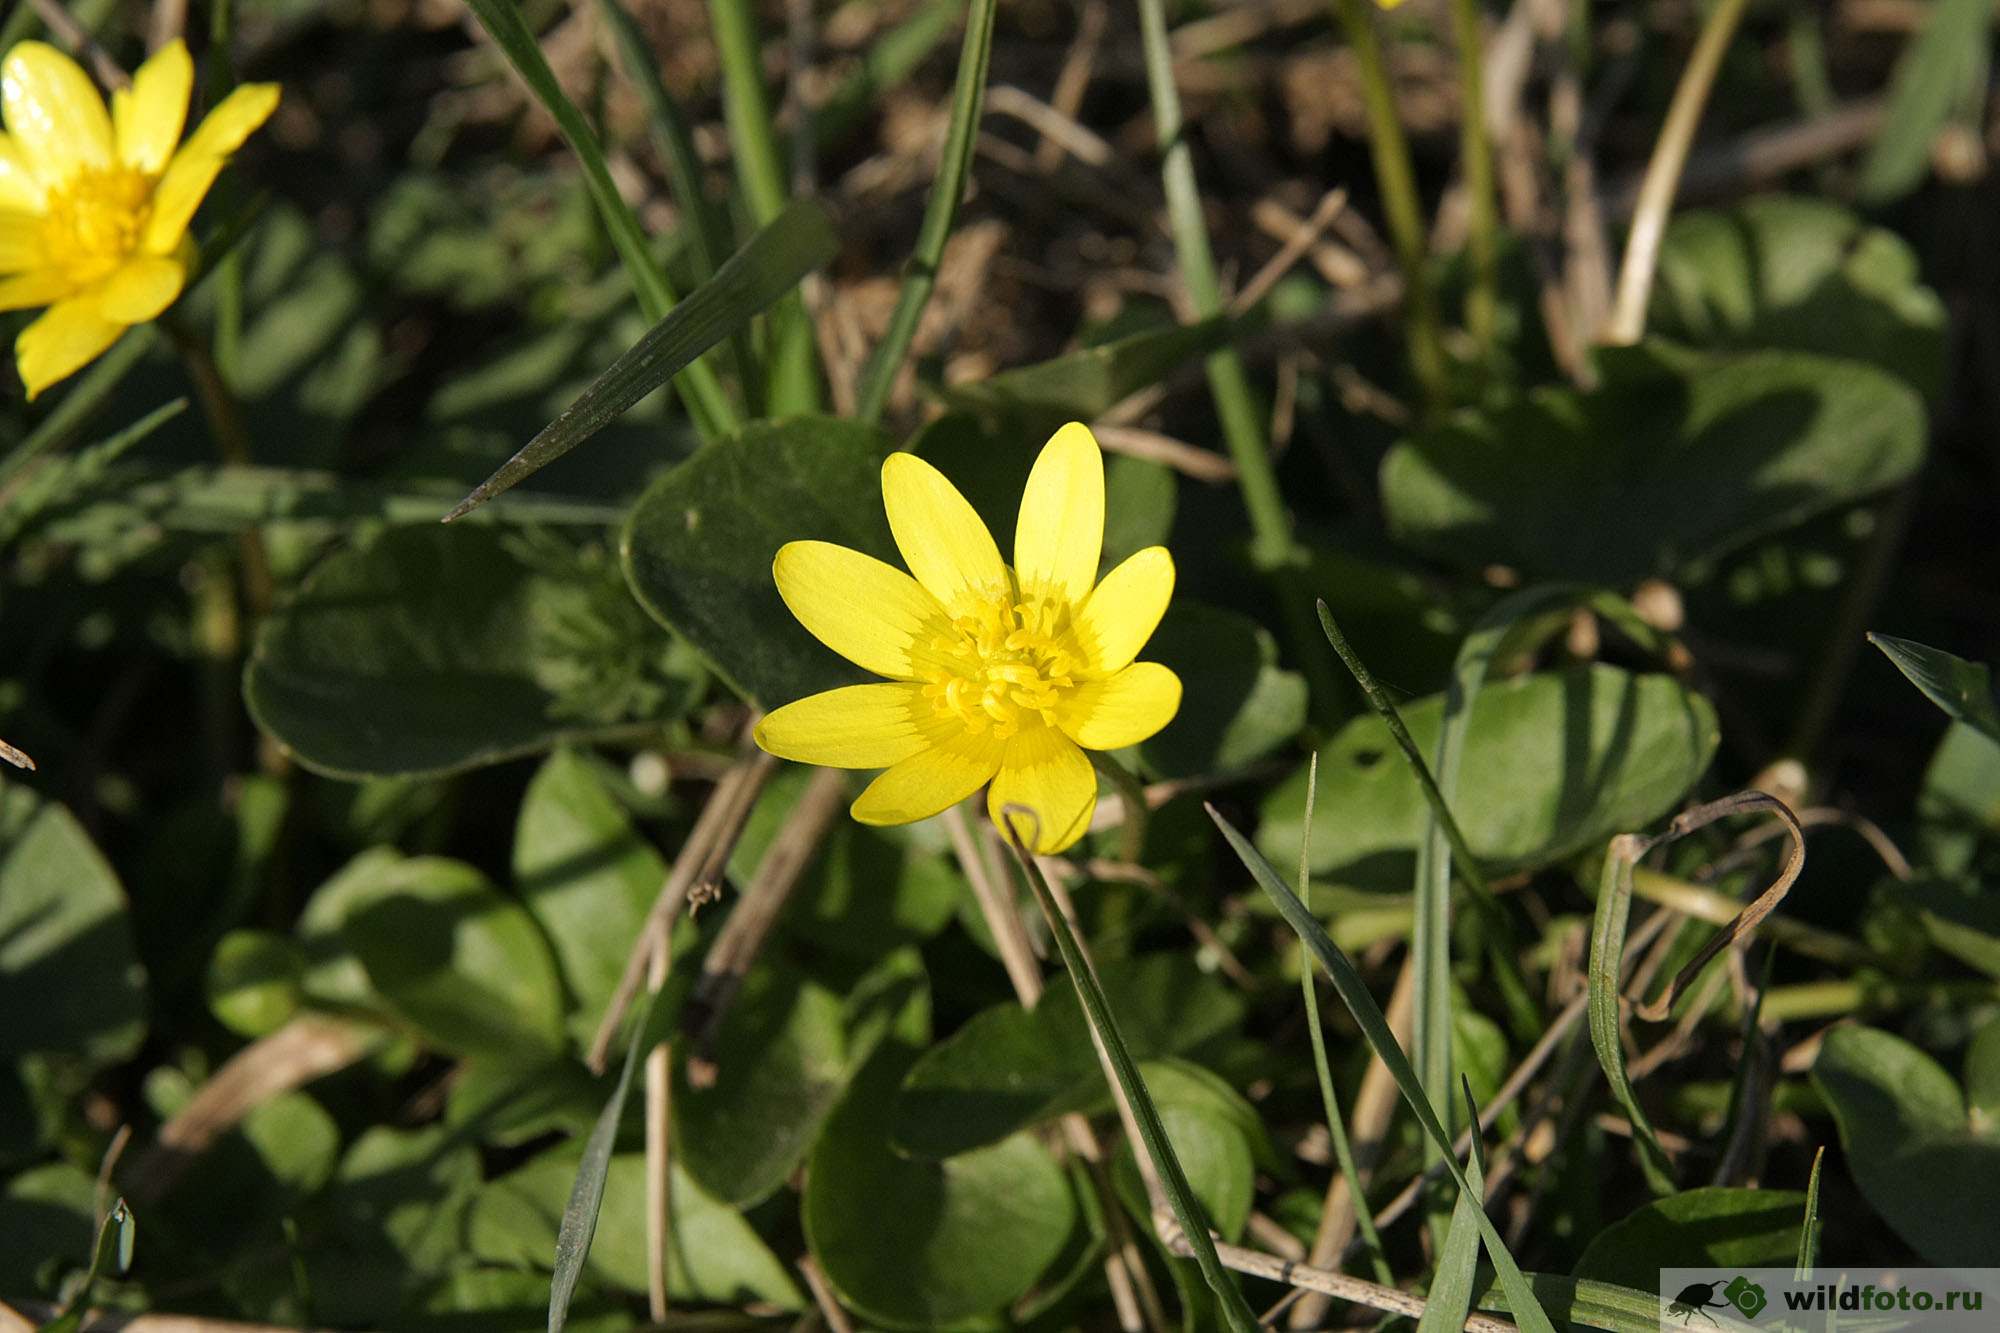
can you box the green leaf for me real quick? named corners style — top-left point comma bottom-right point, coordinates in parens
top-left (806, 1036), bottom-right (1077, 1327)
top-left (1967, 1018), bottom-right (2000, 1133)
top-left (1587, 839), bottom-right (1679, 1195)
top-left (622, 415), bottom-right (895, 705)
top-left (1812, 1024), bottom-right (2000, 1267)
top-left (1858, 0), bottom-right (1992, 203)
top-left (246, 525), bottom-right (698, 780)
top-left (514, 749), bottom-right (666, 1045)
top-left (677, 949), bottom-right (925, 1206)
top-left (1416, 1085), bottom-right (1486, 1333)
top-left (1475, 1272), bottom-right (1684, 1333)
top-left (1259, 664), bottom-right (1719, 878)
top-left (1649, 196), bottom-right (1948, 397)
top-left (939, 316), bottom-right (1232, 421)
top-left (205, 929), bottom-right (306, 1039)
top-left (890, 952), bottom-right (1247, 1159)
top-left (0, 779), bottom-right (146, 1069)
top-left (1381, 342), bottom-right (1926, 584)
top-left (0, 1162), bottom-right (94, 1293)
top-left (445, 200), bottom-right (837, 519)
top-left (470, 1149), bottom-right (804, 1310)
top-left (1208, 806), bottom-right (1557, 1333)
top-left (1111, 1063), bottom-right (1263, 1242)
top-left (1138, 602), bottom-right (1308, 777)
top-left (1869, 632), bottom-right (2000, 743)
top-left (546, 993), bottom-right (649, 1332)
top-left (307, 1125), bottom-right (484, 1326)
top-left (1574, 1188), bottom-right (1806, 1291)
top-left (332, 854), bottom-right (566, 1058)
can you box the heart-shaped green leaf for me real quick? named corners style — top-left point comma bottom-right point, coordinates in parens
top-left (1381, 342), bottom-right (1925, 584)
top-left (1574, 1188), bottom-right (1806, 1291)
top-left (1259, 664), bottom-right (1719, 878)
top-left (622, 415), bottom-right (896, 706)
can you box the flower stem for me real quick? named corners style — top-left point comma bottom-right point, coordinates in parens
top-left (165, 318), bottom-right (272, 618)
top-left (1449, 0), bottom-right (1498, 361)
top-left (1332, 0), bottom-right (1447, 410)
top-left (1603, 0), bottom-right (1750, 345)
top-left (1001, 817), bottom-right (1261, 1333)
top-left (708, 0), bottom-right (822, 415)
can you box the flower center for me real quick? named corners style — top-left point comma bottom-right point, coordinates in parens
top-left (921, 584), bottom-right (1079, 740)
top-left (41, 166), bottom-right (154, 286)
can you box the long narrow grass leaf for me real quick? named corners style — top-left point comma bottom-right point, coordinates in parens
top-left (1586, 835), bottom-right (1680, 1193)
top-left (854, 0), bottom-right (997, 423)
top-left (1298, 755), bottom-right (1393, 1285)
top-left (1208, 804), bottom-right (1557, 1333)
top-left (813, 0), bottom-right (967, 149)
top-left (550, 991), bottom-right (655, 1333)
top-left (445, 199), bottom-right (837, 522)
top-left (463, 0), bottom-right (735, 439)
top-left (1796, 1146), bottom-right (1825, 1278)
top-left (1474, 1272), bottom-right (1673, 1333)
top-left (40, 1199), bottom-right (134, 1333)
top-left (1415, 1081), bottom-right (1486, 1333)
top-left (1001, 820), bottom-right (1261, 1333)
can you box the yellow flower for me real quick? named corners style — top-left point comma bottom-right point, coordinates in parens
top-left (755, 423), bottom-right (1182, 855)
top-left (0, 40), bottom-right (279, 398)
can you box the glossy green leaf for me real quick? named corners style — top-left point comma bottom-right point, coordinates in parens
top-left (940, 316), bottom-right (1231, 420)
top-left (622, 415), bottom-right (896, 706)
top-left (1650, 196), bottom-right (1947, 396)
top-left (332, 854), bottom-right (566, 1058)
top-left (445, 200), bottom-right (836, 519)
top-left (514, 749), bottom-right (665, 1044)
top-left (307, 1125), bottom-right (484, 1326)
top-left (1260, 665), bottom-right (1719, 878)
top-left (806, 1045), bottom-right (1076, 1329)
top-left (471, 1148), bottom-right (804, 1310)
top-left (0, 779), bottom-right (146, 1069)
top-left (1858, 0), bottom-right (1993, 203)
top-left (1869, 633), bottom-right (2000, 743)
top-left (677, 950), bottom-right (925, 1207)
top-left (245, 525), bottom-right (698, 779)
top-left (1110, 1062), bottom-right (1263, 1243)
top-left (1381, 342), bottom-right (1925, 584)
top-left (1138, 602), bottom-right (1308, 778)
top-left (205, 929), bottom-right (305, 1039)
top-left (1574, 1189), bottom-right (1806, 1291)
top-left (1812, 1024), bottom-right (2000, 1267)
top-left (890, 952), bottom-right (1247, 1159)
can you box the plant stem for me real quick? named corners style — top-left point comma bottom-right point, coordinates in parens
top-left (1135, 0), bottom-right (1294, 572)
top-left (708, 0), bottom-right (822, 415)
top-left (1332, 0), bottom-right (1448, 409)
top-left (1603, 0), bottom-right (1751, 344)
top-left (1448, 0), bottom-right (1498, 360)
top-left (1003, 820), bottom-right (1260, 1332)
top-left (166, 318), bottom-right (273, 618)
top-left (854, 0), bottom-right (997, 425)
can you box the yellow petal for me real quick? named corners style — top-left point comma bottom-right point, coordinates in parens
top-left (0, 208), bottom-right (44, 271)
top-left (97, 252), bottom-right (184, 322)
top-left (772, 540), bottom-right (945, 681)
top-left (1, 42), bottom-right (113, 186)
top-left (113, 38), bottom-right (192, 174)
top-left (143, 81), bottom-right (279, 254)
top-left (0, 134), bottom-right (45, 212)
top-left (852, 730), bottom-right (1003, 827)
top-left (881, 452), bottom-right (1007, 612)
top-left (1013, 421), bottom-right (1103, 608)
top-left (1058, 662), bottom-right (1182, 752)
top-left (0, 268), bottom-right (73, 310)
top-left (753, 682), bottom-right (937, 769)
top-left (1073, 546), bottom-right (1174, 673)
top-left (17, 294), bottom-right (122, 399)
top-left (988, 725), bottom-right (1096, 854)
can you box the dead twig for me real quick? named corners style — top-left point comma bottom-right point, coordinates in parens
top-left (27, 0), bottom-right (129, 89)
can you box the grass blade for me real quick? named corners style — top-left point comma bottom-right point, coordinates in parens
top-left (854, 0), bottom-right (998, 424)
top-left (445, 199), bottom-right (837, 522)
top-left (1475, 1272), bottom-right (1674, 1333)
top-left (1208, 804), bottom-right (1557, 1333)
top-left (1415, 1080), bottom-right (1486, 1333)
top-left (1796, 1145), bottom-right (1825, 1278)
top-left (463, 0), bottom-right (735, 440)
top-left (1587, 834), bottom-right (1680, 1193)
top-left (1000, 819), bottom-right (1261, 1333)
top-left (706, 0), bottom-right (820, 414)
top-left (41, 1198), bottom-right (135, 1333)
top-left (550, 992), bottom-right (655, 1333)
top-left (1297, 755), bottom-right (1393, 1286)
top-left (1867, 631), bottom-right (2000, 742)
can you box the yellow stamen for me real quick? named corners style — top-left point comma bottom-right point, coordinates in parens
top-left (40, 165), bottom-right (153, 286)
